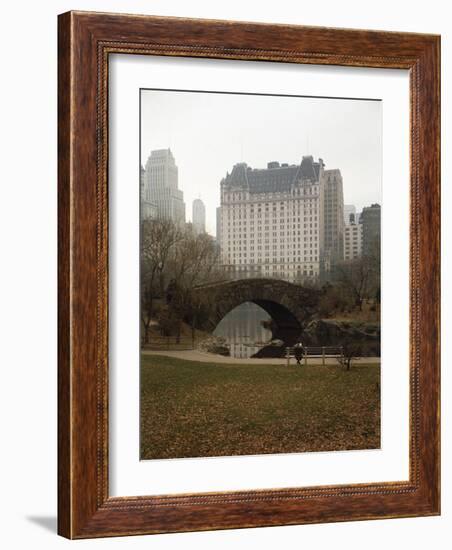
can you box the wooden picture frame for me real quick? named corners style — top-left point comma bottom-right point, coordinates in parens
top-left (58, 11), bottom-right (440, 538)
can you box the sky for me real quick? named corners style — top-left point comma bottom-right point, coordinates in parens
top-left (141, 89), bottom-right (382, 236)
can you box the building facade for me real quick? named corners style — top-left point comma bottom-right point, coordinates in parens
top-left (344, 204), bottom-right (356, 225)
top-left (192, 199), bottom-right (206, 234)
top-left (324, 169), bottom-right (345, 264)
top-left (143, 149), bottom-right (186, 225)
top-left (216, 206), bottom-right (222, 244)
top-left (361, 203), bottom-right (381, 257)
top-left (140, 165), bottom-right (145, 198)
top-left (218, 156), bottom-right (345, 282)
top-left (140, 165), bottom-right (158, 220)
top-left (344, 221), bottom-right (363, 261)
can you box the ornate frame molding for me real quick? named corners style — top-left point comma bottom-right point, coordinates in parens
top-left (58, 11), bottom-right (440, 538)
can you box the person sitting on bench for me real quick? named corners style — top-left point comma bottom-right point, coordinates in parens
top-left (294, 342), bottom-right (304, 365)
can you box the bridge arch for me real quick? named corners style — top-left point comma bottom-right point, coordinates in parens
top-left (192, 278), bottom-right (321, 344)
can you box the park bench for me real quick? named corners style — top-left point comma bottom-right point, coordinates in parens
top-left (285, 345), bottom-right (343, 366)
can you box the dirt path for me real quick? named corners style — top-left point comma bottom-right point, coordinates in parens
top-left (141, 349), bottom-right (381, 366)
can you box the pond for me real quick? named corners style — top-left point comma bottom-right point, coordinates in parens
top-left (213, 301), bottom-right (273, 358)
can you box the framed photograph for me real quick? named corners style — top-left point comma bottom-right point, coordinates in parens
top-left (58, 11), bottom-right (440, 538)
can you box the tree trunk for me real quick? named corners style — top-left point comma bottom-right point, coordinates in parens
top-left (142, 319), bottom-right (151, 344)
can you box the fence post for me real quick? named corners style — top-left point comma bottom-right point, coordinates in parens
top-left (304, 349), bottom-right (308, 367)
top-left (340, 345), bottom-right (343, 361)
top-left (286, 348), bottom-right (290, 367)
top-left (322, 346), bottom-right (325, 366)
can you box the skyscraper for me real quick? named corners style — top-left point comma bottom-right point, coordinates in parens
top-left (143, 149), bottom-right (185, 225)
top-left (343, 203), bottom-right (362, 261)
top-left (140, 165), bottom-right (157, 220)
top-left (192, 198), bottom-right (206, 234)
top-left (361, 203), bottom-right (381, 257)
top-left (140, 165), bottom-right (145, 197)
top-left (344, 204), bottom-right (356, 225)
top-left (323, 169), bottom-right (345, 264)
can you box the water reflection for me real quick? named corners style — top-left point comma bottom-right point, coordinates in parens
top-left (213, 302), bottom-right (272, 358)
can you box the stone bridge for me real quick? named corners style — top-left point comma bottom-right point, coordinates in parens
top-left (192, 278), bottom-right (321, 345)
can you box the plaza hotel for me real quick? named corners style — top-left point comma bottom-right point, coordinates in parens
top-left (218, 155), bottom-right (344, 282)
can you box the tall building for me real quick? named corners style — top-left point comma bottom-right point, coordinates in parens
top-left (143, 149), bottom-right (185, 225)
top-left (140, 165), bottom-right (157, 220)
top-left (344, 204), bottom-right (356, 225)
top-left (344, 221), bottom-right (363, 261)
top-left (192, 199), bottom-right (206, 234)
top-left (216, 206), bottom-right (222, 244)
top-left (361, 203), bottom-right (381, 257)
top-left (323, 169), bottom-right (345, 264)
top-left (218, 156), bottom-right (334, 282)
top-left (351, 211), bottom-right (362, 224)
top-left (140, 165), bottom-right (145, 197)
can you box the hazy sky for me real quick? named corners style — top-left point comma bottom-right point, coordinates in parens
top-left (141, 89), bottom-right (382, 235)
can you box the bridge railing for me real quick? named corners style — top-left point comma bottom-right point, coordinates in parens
top-left (285, 346), bottom-right (343, 366)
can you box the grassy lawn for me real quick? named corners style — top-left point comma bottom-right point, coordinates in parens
top-left (140, 354), bottom-right (380, 459)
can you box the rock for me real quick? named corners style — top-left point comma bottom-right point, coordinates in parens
top-left (197, 336), bottom-right (230, 356)
top-left (251, 339), bottom-right (286, 358)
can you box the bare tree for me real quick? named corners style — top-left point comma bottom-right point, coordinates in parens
top-left (318, 282), bottom-right (350, 317)
top-left (167, 231), bottom-right (222, 343)
top-left (337, 339), bottom-right (363, 371)
top-left (140, 219), bottom-right (222, 346)
top-left (172, 231), bottom-right (221, 288)
top-left (335, 254), bottom-right (379, 311)
top-left (140, 219), bottom-right (183, 343)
